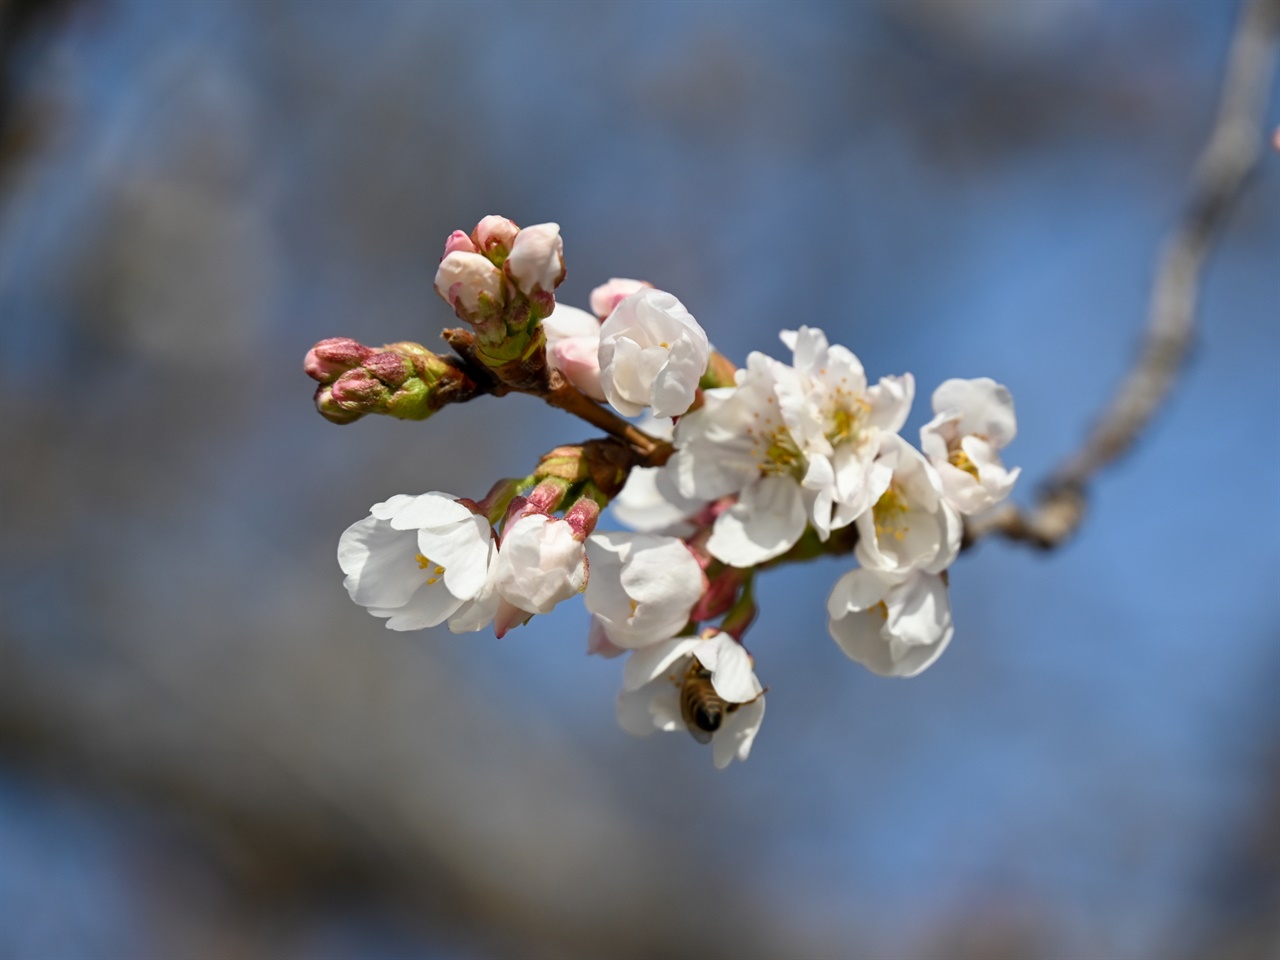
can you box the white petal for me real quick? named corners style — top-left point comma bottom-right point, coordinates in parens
top-left (707, 477), bottom-right (807, 566)
top-left (380, 580), bottom-right (465, 631)
top-left (387, 492), bottom-right (473, 531)
top-left (541, 303), bottom-right (600, 342)
top-left (826, 566), bottom-right (900, 619)
top-left (617, 686), bottom-right (660, 736)
top-left (419, 515), bottom-right (492, 600)
top-left (622, 638), bottom-right (699, 691)
top-left (712, 697), bottom-right (764, 769)
top-left (931, 378), bottom-right (1017, 448)
top-left (695, 635), bottom-right (762, 704)
top-left (338, 516), bottom-right (423, 608)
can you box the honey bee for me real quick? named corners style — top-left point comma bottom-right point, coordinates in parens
top-left (679, 660), bottom-right (736, 744)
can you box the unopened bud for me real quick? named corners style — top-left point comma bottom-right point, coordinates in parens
top-left (564, 494), bottom-right (602, 540)
top-left (504, 222), bottom-right (565, 309)
top-left (304, 337), bottom-right (373, 383)
top-left (443, 230), bottom-right (478, 256)
top-left (589, 278), bottom-right (650, 320)
top-left (524, 477), bottom-right (572, 515)
top-left (314, 384), bottom-right (365, 424)
top-left (472, 215), bottom-right (520, 263)
top-left (362, 351), bottom-right (413, 389)
top-left (330, 372), bottom-right (384, 407)
top-left (699, 350), bottom-right (738, 391)
top-left (435, 250), bottom-right (506, 323)
top-left (536, 444), bottom-right (590, 484)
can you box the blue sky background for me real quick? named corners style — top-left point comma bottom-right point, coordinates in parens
top-left (1, 1), bottom-right (1277, 957)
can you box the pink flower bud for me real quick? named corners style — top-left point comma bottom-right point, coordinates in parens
top-left (589, 278), bottom-right (650, 320)
top-left (471, 215), bottom-right (519, 259)
top-left (330, 372), bottom-right (384, 407)
top-left (434, 250), bottom-right (505, 322)
top-left (362, 351), bottom-right (411, 388)
top-left (564, 496), bottom-right (601, 540)
top-left (550, 336), bottom-right (605, 401)
top-left (504, 222), bottom-right (565, 298)
top-left (314, 384), bottom-right (365, 424)
top-left (443, 230), bottom-right (477, 256)
top-left (304, 337), bottom-right (372, 383)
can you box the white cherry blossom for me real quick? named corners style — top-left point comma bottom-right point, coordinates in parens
top-left (920, 377), bottom-right (1021, 514)
top-left (542, 303), bottom-right (605, 401)
top-left (616, 631), bottom-right (765, 769)
top-left (854, 434), bottom-right (962, 576)
top-left (827, 567), bottom-right (954, 677)
top-left (584, 532), bottom-right (705, 648)
top-left (338, 493), bottom-right (495, 632)
top-left (667, 326), bottom-right (912, 566)
top-left (598, 288), bottom-right (710, 419)
top-left (611, 416), bottom-right (708, 535)
top-left (490, 513), bottom-right (586, 634)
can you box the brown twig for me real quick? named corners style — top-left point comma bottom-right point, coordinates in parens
top-left (441, 326), bottom-right (673, 467)
top-left (965, 0), bottom-right (1280, 551)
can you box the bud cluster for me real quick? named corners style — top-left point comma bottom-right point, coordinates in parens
top-left (433, 216), bottom-right (566, 388)
top-left (309, 216), bottom-right (1021, 768)
top-left (305, 338), bottom-right (484, 423)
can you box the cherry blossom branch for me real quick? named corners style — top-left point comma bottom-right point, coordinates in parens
top-left (441, 326), bottom-right (673, 466)
top-left (965, 0), bottom-right (1279, 551)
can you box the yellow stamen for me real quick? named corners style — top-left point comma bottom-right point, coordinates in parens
top-left (415, 553), bottom-right (431, 569)
top-left (948, 447), bottom-right (980, 479)
top-left (873, 486), bottom-right (911, 542)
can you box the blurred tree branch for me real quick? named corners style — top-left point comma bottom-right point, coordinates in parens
top-left (965, 0), bottom-right (1280, 551)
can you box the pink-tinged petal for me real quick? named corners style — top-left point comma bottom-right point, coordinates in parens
top-left (590, 278), bottom-right (650, 319)
top-left (434, 251), bottom-right (504, 314)
top-left (712, 697), bottom-right (764, 769)
top-left (707, 476), bottom-right (807, 566)
top-left (442, 230), bottom-right (477, 256)
top-left (493, 598), bottom-right (533, 638)
top-left (471, 215), bottom-right (519, 256)
top-left (588, 617), bottom-right (628, 658)
top-left (504, 222), bottom-right (564, 296)
top-left (647, 683), bottom-right (685, 732)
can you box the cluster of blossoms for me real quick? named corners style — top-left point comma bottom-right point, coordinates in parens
top-left (306, 216), bottom-right (1020, 768)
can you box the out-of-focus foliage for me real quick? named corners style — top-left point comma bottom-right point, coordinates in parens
top-left (0, 1), bottom-right (1277, 958)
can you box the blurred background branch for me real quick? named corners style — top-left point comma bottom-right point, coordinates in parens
top-left (965, 0), bottom-right (1280, 550)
